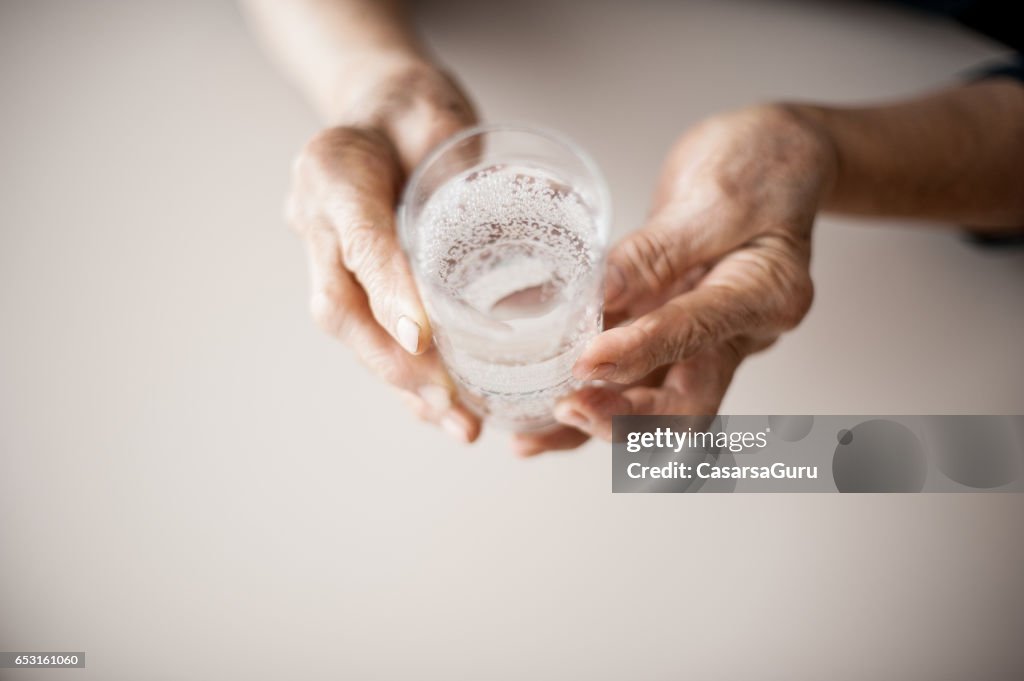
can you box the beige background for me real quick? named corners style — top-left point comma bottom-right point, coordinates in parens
top-left (1, 0), bottom-right (1022, 679)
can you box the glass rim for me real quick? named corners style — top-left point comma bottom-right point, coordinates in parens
top-left (397, 122), bottom-right (612, 254)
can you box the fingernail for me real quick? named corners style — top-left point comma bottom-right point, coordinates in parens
top-left (442, 413), bottom-right (470, 443)
top-left (555, 405), bottom-right (589, 429)
top-left (418, 385), bottom-right (451, 412)
top-left (586, 363), bottom-right (617, 381)
top-left (397, 316), bottom-right (421, 354)
top-left (605, 264), bottom-right (626, 303)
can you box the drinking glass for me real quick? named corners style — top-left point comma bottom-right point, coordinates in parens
top-left (398, 124), bottom-right (611, 431)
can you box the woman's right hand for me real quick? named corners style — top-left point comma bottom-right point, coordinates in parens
top-left (286, 57), bottom-right (482, 442)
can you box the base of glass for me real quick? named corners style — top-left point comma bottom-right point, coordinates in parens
top-left (455, 382), bottom-right (571, 433)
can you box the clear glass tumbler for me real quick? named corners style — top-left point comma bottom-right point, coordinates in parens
top-left (399, 124), bottom-right (611, 431)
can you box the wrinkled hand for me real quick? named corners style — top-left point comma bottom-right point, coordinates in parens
top-left (287, 58), bottom-right (482, 442)
top-left (515, 105), bottom-right (837, 456)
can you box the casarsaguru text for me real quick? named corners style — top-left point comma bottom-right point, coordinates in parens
top-left (626, 461), bottom-right (819, 479)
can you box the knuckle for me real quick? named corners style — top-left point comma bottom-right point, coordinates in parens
top-left (428, 83), bottom-right (477, 132)
top-left (628, 320), bottom-right (674, 372)
top-left (707, 169), bottom-right (743, 206)
top-left (619, 228), bottom-right (682, 294)
top-left (661, 297), bottom-right (718, 361)
top-left (340, 222), bottom-right (388, 283)
top-left (297, 126), bottom-right (393, 185)
top-left (782, 270), bottom-right (814, 329)
top-left (765, 240), bottom-right (814, 330)
top-left (374, 62), bottom-right (476, 127)
top-left (739, 234), bottom-right (814, 332)
top-left (302, 126), bottom-right (369, 161)
top-left (680, 312), bottom-right (717, 359)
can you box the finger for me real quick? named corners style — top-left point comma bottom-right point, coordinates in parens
top-left (440, 404), bottom-right (482, 444)
top-left (578, 247), bottom-right (811, 385)
top-left (398, 391), bottom-right (482, 443)
top-left (398, 391), bottom-right (431, 422)
top-left (553, 386), bottom-right (632, 442)
top-left (302, 126), bottom-right (431, 356)
top-left (305, 221), bottom-right (441, 391)
top-left (574, 286), bottom-right (748, 384)
top-left (554, 368), bottom-right (667, 440)
top-left (621, 341), bottom-right (749, 416)
top-left (604, 200), bottom-right (750, 313)
top-left (511, 426), bottom-right (590, 458)
top-left (553, 346), bottom-right (746, 447)
top-left (304, 223), bottom-right (481, 441)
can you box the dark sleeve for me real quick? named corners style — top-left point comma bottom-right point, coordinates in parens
top-left (894, 1), bottom-right (1023, 51)
top-left (972, 54), bottom-right (1024, 83)
top-left (963, 54), bottom-right (1024, 245)
top-left (890, 3), bottom-right (1024, 242)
